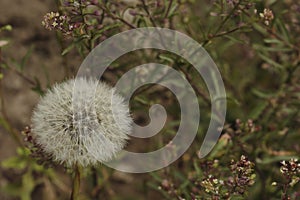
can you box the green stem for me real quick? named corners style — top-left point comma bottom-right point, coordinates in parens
top-left (0, 76), bottom-right (24, 147)
top-left (140, 0), bottom-right (157, 27)
top-left (70, 164), bottom-right (81, 200)
top-left (97, 4), bottom-right (136, 29)
top-left (164, 0), bottom-right (173, 19)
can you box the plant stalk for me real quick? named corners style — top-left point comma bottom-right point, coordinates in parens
top-left (70, 164), bottom-right (81, 200)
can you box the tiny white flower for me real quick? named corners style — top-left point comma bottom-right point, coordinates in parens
top-left (31, 78), bottom-right (132, 167)
top-left (259, 13), bottom-right (265, 18)
top-left (73, 1), bottom-right (80, 8)
top-left (52, 21), bottom-right (58, 27)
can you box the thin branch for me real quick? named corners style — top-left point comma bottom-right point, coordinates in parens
top-left (140, 0), bottom-right (157, 27)
top-left (214, 0), bottom-right (242, 35)
top-left (97, 4), bottom-right (136, 29)
top-left (0, 78), bottom-right (24, 147)
top-left (164, 0), bottom-right (174, 19)
top-left (179, 67), bottom-right (211, 106)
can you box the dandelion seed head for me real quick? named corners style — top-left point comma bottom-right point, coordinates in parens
top-left (31, 78), bottom-right (132, 167)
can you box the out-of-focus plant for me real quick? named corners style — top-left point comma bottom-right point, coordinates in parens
top-left (0, 25), bottom-right (12, 50)
top-left (0, 24), bottom-right (21, 145)
top-left (0, 25), bottom-right (66, 200)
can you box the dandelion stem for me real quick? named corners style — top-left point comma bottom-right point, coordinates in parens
top-left (70, 164), bottom-right (81, 200)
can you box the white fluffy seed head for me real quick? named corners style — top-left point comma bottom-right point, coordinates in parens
top-left (31, 78), bottom-right (132, 167)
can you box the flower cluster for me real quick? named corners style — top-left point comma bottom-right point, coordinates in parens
top-left (42, 12), bottom-right (76, 35)
top-left (234, 119), bottom-right (259, 134)
top-left (21, 126), bottom-right (54, 167)
top-left (199, 156), bottom-right (255, 198)
top-left (271, 159), bottom-right (300, 199)
top-left (281, 159), bottom-right (300, 176)
top-left (158, 179), bottom-right (178, 196)
top-left (226, 0), bottom-right (253, 9)
top-left (226, 0), bottom-right (239, 6)
top-left (224, 119), bottom-right (260, 138)
top-left (210, 1), bottom-right (254, 18)
top-left (200, 175), bottom-right (225, 197)
top-left (280, 158), bottom-right (300, 187)
top-left (228, 155), bottom-right (256, 194)
top-left (256, 8), bottom-right (274, 26)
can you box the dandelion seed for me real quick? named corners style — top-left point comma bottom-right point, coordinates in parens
top-left (31, 78), bottom-right (132, 167)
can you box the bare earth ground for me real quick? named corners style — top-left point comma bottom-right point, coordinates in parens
top-left (0, 0), bottom-right (160, 199)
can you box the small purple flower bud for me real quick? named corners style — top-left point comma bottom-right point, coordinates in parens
top-left (129, 9), bottom-right (137, 16)
top-left (90, 0), bottom-right (98, 5)
top-left (96, 24), bottom-right (103, 30)
top-left (94, 10), bottom-right (101, 16)
top-left (87, 25), bottom-right (94, 31)
top-left (64, 1), bottom-right (71, 6)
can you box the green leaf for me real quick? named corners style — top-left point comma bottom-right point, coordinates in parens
top-left (158, 54), bottom-right (175, 64)
top-left (0, 62), bottom-right (9, 69)
top-left (134, 96), bottom-right (149, 105)
top-left (165, 1), bottom-right (179, 18)
top-left (31, 77), bottom-right (45, 95)
top-left (0, 116), bottom-right (10, 131)
top-left (252, 88), bottom-right (275, 99)
top-left (224, 35), bottom-right (248, 44)
top-left (173, 170), bottom-right (188, 182)
top-left (137, 16), bottom-right (148, 27)
top-left (263, 38), bottom-right (283, 44)
top-left (61, 43), bottom-right (75, 56)
top-left (231, 195), bottom-right (246, 200)
top-left (275, 18), bottom-right (290, 42)
top-left (20, 45), bottom-right (34, 71)
top-left (1, 174), bottom-right (38, 200)
top-left (193, 160), bottom-right (203, 176)
top-left (226, 96), bottom-right (240, 105)
top-left (21, 172), bottom-right (35, 200)
top-left (1, 156), bottom-right (27, 170)
top-left (1, 183), bottom-right (22, 197)
top-left (149, 172), bottom-right (163, 182)
top-left (17, 147), bottom-right (31, 156)
top-left (253, 23), bottom-right (268, 35)
top-left (11, 45), bottom-right (34, 71)
top-left (62, 33), bottom-right (91, 56)
top-left (91, 23), bottom-right (121, 43)
top-left (257, 52), bottom-right (284, 70)
top-left (207, 135), bottom-right (231, 159)
top-left (266, 0), bottom-right (278, 6)
top-left (256, 155), bottom-right (300, 164)
top-left (147, 182), bottom-right (173, 200)
top-left (0, 25), bottom-right (12, 32)
top-left (249, 101), bottom-right (268, 119)
top-left (253, 43), bottom-right (291, 52)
